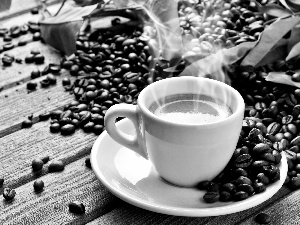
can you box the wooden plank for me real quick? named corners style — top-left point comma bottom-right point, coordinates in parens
top-left (0, 70), bottom-right (77, 137)
top-left (87, 186), bottom-right (291, 225)
top-left (239, 189), bottom-right (300, 225)
top-left (0, 0), bottom-right (61, 20)
top-left (0, 41), bottom-right (62, 87)
top-left (87, 201), bottom-right (211, 225)
top-left (0, 120), bottom-right (98, 189)
top-left (0, 157), bottom-right (120, 225)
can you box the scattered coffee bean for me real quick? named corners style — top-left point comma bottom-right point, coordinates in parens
top-left (26, 81), bottom-right (38, 91)
top-left (60, 124), bottom-right (75, 135)
top-left (69, 201), bottom-right (85, 214)
top-left (32, 158), bottom-right (44, 172)
top-left (85, 158), bottom-right (91, 168)
top-left (31, 68), bottom-right (41, 79)
top-left (25, 54), bottom-right (35, 63)
top-left (3, 188), bottom-right (16, 201)
top-left (48, 160), bottom-right (65, 172)
top-left (0, 178), bottom-right (4, 186)
top-left (31, 7), bottom-right (39, 14)
top-left (49, 64), bottom-right (61, 74)
top-left (203, 191), bottom-right (220, 203)
top-left (41, 155), bottom-right (50, 164)
top-left (50, 123), bottom-right (60, 133)
top-left (39, 112), bottom-right (51, 121)
top-left (34, 54), bottom-right (45, 64)
top-left (22, 118), bottom-right (33, 128)
top-left (62, 77), bottom-right (71, 86)
top-left (33, 179), bottom-right (44, 192)
top-left (255, 212), bottom-right (271, 224)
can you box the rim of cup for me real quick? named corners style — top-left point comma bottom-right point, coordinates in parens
top-left (137, 76), bottom-right (245, 128)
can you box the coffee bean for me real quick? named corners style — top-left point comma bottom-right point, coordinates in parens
top-left (31, 68), bottom-right (41, 79)
top-left (292, 73), bottom-right (300, 82)
top-left (2, 55), bottom-right (14, 66)
top-left (34, 54), bottom-right (45, 64)
top-left (49, 64), bottom-right (61, 73)
top-left (32, 158), bottom-right (44, 172)
top-left (25, 54), bottom-right (35, 63)
top-left (22, 118), bottom-right (33, 128)
top-left (255, 212), bottom-right (271, 224)
top-left (253, 143), bottom-right (271, 155)
top-left (3, 188), bottom-right (16, 201)
top-left (267, 122), bottom-right (281, 135)
top-left (0, 178), bottom-right (4, 186)
top-left (203, 191), bottom-right (220, 203)
top-left (196, 181), bottom-right (211, 190)
top-left (234, 154), bottom-right (253, 168)
top-left (48, 160), bottom-right (65, 172)
top-left (62, 77), bottom-right (71, 86)
top-left (60, 124), bottom-right (75, 135)
top-left (39, 112), bottom-right (51, 121)
top-left (85, 158), bottom-right (91, 168)
top-left (50, 123), bottom-right (60, 133)
top-left (33, 179), bottom-right (44, 192)
top-left (69, 201), bottom-right (85, 214)
top-left (41, 155), bottom-right (50, 164)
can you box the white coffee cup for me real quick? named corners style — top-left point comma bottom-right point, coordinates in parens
top-left (104, 77), bottom-right (245, 187)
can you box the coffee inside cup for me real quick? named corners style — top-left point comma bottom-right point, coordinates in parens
top-left (149, 94), bottom-right (232, 125)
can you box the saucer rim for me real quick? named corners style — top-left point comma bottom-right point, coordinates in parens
top-left (91, 118), bottom-right (288, 217)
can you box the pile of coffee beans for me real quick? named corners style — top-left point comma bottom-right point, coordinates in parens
top-left (200, 117), bottom-right (282, 203)
top-left (45, 28), bottom-right (165, 135)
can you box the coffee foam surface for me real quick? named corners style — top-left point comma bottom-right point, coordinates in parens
top-left (154, 99), bottom-right (231, 125)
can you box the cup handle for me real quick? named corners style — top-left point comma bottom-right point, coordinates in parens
top-left (104, 104), bottom-right (148, 159)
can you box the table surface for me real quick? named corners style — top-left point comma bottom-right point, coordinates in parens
top-left (1, 1), bottom-right (300, 225)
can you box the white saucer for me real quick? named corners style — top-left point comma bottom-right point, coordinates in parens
top-left (91, 119), bottom-right (288, 217)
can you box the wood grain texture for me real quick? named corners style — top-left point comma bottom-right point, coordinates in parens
top-left (0, 41), bottom-right (62, 87)
top-left (87, 186), bottom-right (292, 225)
top-left (240, 189), bottom-right (300, 225)
top-left (0, 157), bottom-right (120, 225)
top-left (87, 201), bottom-right (211, 225)
top-left (0, 0), bottom-right (61, 20)
top-left (0, 120), bottom-right (98, 189)
top-left (0, 69), bottom-right (77, 136)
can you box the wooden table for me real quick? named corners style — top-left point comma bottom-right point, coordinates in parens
top-left (1, 1), bottom-right (300, 224)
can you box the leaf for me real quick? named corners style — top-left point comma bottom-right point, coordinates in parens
top-left (286, 0), bottom-right (300, 11)
top-left (255, 38), bottom-right (288, 67)
top-left (279, 0), bottom-right (294, 12)
top-left (288, 23), bottom-right (300, 52)
top-left (40, 5), bottom-right (98, 56)
top-left (241, 16), bottom-right (300, 67)
top-left (266, 71), bottom-right (300, 88)
top-left (179, 41), bottom-right (257, 83)
top-left (287, 41), bottom-right (300, 60)
top-left (258, 4), bottom-right (292, 17)
top-left (0, 0), bottom-right (12, 12)
top-left (143, 0), bottom-right (183, 60)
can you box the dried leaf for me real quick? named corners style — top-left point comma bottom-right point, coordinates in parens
top-left (288, 23), bottom-right (300, 52)
top-left (258, 4), bottom-right (292, 17)
top-left (266, 71), bottom-right (300, 88)
top-left (0, 0), bottom-right (12, 12)
top-left (279, 0), bottom-right (294, 12)
top-left (179, 41), bottom-right (257, 83)
top-left (144, 0), bottom-right (183, 60)
top-left (286, 41), bottom-right (300, 60)
top-left (40, 5), bottom-right (97, 56)
top-left (241, 16), bottom-right (300, 67)
top-left (256, 38), bottom-right (288, 67)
